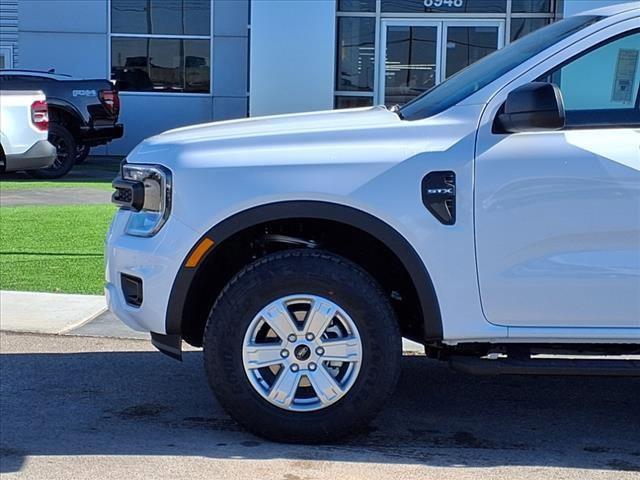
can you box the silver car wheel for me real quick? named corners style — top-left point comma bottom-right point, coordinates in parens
top-left (242, 294), bottom-right (363, 412)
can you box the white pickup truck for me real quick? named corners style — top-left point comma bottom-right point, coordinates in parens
top-left (106, 4), bottom-right (640, 443)
top-left (0, 90), bottom-right (56, 173)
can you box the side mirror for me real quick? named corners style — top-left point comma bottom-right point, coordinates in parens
top-left (496, 82), bottom-right (565, 133)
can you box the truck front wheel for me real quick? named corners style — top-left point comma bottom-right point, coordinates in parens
top-left (203, 249), bottom-right (402, 443)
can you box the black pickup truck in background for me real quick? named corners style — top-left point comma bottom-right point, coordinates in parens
top-left (0, 70), bottom-right (123, 178)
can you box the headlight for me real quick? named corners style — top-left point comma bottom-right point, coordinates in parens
top-left (112, 163), bottom-right (172, 237)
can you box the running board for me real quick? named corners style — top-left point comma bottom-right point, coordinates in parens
top-left (449, 356), bottom-right (640, 377)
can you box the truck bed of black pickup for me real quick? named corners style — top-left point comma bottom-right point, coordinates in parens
top-left (0, 70), bottom-right (124, 178)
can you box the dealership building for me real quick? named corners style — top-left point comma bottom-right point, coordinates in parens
top-left (0, 0), bottom-right (633, 154)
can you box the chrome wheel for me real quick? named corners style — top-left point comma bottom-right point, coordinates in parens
top-left (242, 294), bottom-right (363, 412)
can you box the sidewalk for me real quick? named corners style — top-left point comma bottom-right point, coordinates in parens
top-left (0, 290), bottom-right (425, 353)
top-left (0, 290), bottom-right (106, 334)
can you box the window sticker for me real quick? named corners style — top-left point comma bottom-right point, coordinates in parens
top-left (611, 49), bottom-right (639, 104)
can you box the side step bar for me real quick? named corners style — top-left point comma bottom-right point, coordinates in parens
top-left (449, 356), bottom-right (640, 377)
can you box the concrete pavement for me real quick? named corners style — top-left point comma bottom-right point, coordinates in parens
top-left (2, 331), bottom-right (639, 480)
top-left (0, 291), bottom-right (106, 334)
top-left (0, 187), bottom-right (112, 206)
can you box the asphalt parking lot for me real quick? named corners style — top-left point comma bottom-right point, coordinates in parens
top-left (1, 331), bottom-right (639, 480)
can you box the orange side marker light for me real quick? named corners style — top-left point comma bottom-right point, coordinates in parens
top-left (185, 238), bottom-right (215, 268)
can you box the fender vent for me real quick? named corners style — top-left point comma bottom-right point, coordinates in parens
top-left (422, 171), bottom-right (456, 225)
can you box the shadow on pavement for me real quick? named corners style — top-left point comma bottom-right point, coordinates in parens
top-left (1, 348), bottom-right (639, 474)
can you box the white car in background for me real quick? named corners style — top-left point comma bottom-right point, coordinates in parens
top-left (0, 90), bottom-right (56, 173)
top-left (107, 4), bottom-right (640, 443)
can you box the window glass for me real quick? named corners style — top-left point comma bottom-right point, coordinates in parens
top-left (184, 40), bottom-right (211, 93)
top-left (336, 17), bottom-right (376, 92)
top-left (510, 18), bottom-right (550, 42)
top-left (445, 26), bottom-right (499, 79)
top-left (541, 31), bottom-right (640, 127)
top-left (511, 0), bottom-right (552, 13)
top-left (382, 0), bottom-right (506, 14)
top-left (400, 15), bottom-right (602, 120)
top-left (111, 37), bottom-right (210, 93)
top-left (385, 26), bottom-right (438, 106)
top-left (335, 96), bottom-right (374, 109)
top-left (111, 0), bottom-right (210, 35)
top-left (338, 0), bottom-right (376, 12)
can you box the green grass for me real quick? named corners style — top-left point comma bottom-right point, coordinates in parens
top-left (0, 180), bottom-right (113, 190)
top-left (0, 204), bottom-right (116, 294)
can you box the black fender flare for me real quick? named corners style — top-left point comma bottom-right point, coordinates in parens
top-left (165, 201), bottom-right (443, 341)
top-left (46, 98), bottom-right (88, 127)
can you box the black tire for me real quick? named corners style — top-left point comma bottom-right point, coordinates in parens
top-left (75, 144), bottom-right (91, 164)
top-left (203, 249), bottom-right (402, 443)
top-left (27, 124), bottom-right (76, 179)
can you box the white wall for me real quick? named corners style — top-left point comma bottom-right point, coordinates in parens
top-left (250, 0), bottom-right (336, 116)
top-left (563, 0), bottom-right (638, 16)
top-left (18, 0), bottom-right (108, 78)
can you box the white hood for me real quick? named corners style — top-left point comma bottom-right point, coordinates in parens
top-left (134, 106), bottom-right (401, 153)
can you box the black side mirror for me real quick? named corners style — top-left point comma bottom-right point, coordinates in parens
top-left (496, 82), bottom-right (565, 133)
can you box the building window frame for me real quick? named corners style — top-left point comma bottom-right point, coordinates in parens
top-left (108, 0), bottom-right (214, 97)
top-left (335, 0), bottom-right (560, 108)
top-left (0, 45), bottom-right (14, 69)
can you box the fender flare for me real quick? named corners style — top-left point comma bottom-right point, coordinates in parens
top-left (165, 201), bottom-right (443, 341)
top-left (46, 98), bottom-right (88, 127)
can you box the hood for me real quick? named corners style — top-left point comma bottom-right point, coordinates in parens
top-left (140, 106), bottom-right (401, 149)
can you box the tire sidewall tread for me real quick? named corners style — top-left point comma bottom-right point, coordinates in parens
top-left (27, 123), bottom-right (76, 179)
top-left (203, 249), bottom-right (401, 443)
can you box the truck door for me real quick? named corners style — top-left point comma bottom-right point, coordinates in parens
top-left (474, 27), bottom-right (640, 328)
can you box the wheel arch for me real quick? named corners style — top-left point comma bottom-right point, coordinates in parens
top-left (166, 201), bottom-right (443, 345)
top-left (46, 99), bottom-right (86, 139)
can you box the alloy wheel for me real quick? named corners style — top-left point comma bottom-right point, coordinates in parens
top-left (242, 294), bottom-right (363, 412)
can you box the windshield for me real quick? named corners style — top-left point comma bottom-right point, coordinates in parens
top-left (399, 15), bottom-right (603, 121)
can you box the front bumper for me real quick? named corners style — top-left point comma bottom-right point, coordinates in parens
top-left (4, 140), bottom-right (56, 172)
top-left (105, 209), bottom-right (199, 338)
top-left (79, 123), bottom-right (124, 146)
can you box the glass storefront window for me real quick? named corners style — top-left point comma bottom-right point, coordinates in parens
top-left (385, 25), bottom-right (438, 106)
top-left (111, 0), bottom-right (211, 36)
top-left (110, 0), bottom-right (211, 94)
top-left (381, 0), bottom-right (506, 14)
top-left (510, 17), bottom-right (551, 41)
top-left (111, 38), bottom-right (210, 93)
top-left (336, 17), bottom-right (376, 92)
top-left (338, 0), bottom-right (376, 13)
top-left (334, 0), bottom-right (557, 109)
top-left (335, 96), bottom-right (374, 109)
top-left (512, 0), bottom-right (551, 13)
top-left (445, 26), bottom-right (500, 78)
